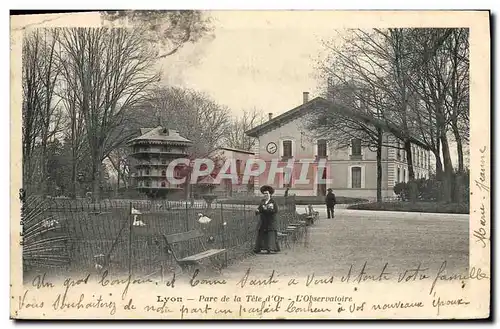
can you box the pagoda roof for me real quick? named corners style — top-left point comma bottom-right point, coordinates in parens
top-left (127, 126), bottom-right (193, 145)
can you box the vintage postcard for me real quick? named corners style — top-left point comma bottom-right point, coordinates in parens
top-left (10, 10), bottom-right (490, 319)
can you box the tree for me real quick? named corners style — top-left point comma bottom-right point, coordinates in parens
top-left (100, 10), bottom-right (213, 58)
top-left (107, 147), bottom-right (131, 190)
top-left (306, 82), bottom-right (398, 203)
top-left (317, 28), bottom-right (468, 203)
top-left (319, 29), bottom-right (419, 182)
top-left (22, 29), bottom-right (63, 195)
top-left (444, 29), bottom-right (469, 174)
top-left (406, 28), bottom-right (469, 202)
top-left (57, 69), bottom-right (87, 199)
top-left (57, 27), bottom-right (160, 201)
top-left (141, 86), bottom-right (230, 158)
top-left (138, 86), bottom-right (231, 199)
top-left (225, 108), bottom-right (264, 151)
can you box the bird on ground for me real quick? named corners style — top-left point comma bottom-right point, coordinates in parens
top-left (41, 219), bottom-right (60, 229)
top-left (132, 214), bottom-right (146, 227)
top-left (197, 213), bottom-right (212, 224)
top-left (94, 254), bottom-right (107, 272)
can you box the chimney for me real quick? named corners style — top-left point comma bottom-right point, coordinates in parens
top-left (268, 113), bottom-right (273, 121)
top-left (303, 91), bottom-right (309, 104)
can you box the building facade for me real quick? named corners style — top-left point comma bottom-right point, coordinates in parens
top-left (245, 94), bottom-right (431, 199)
top-left (210, 147), bottom-right (255, 197)
top-left (127, 126), bottom-right (192, 199)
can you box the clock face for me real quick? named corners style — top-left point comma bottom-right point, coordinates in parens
top-left (266, 142), bottom-right (278, 154)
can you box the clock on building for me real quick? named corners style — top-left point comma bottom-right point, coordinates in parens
top-left (266, 142), bottom-right (278, 154)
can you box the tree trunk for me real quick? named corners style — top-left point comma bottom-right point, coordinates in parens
top-left (433, 150), bottom-right (444, 179)
top-left (40, 138), bottom-right (48, 195)
top-left (184, 169), bottom-right (191, 200)
top-left (404, 140), bottom-right (418, 203)
top-left (92, 158), bottom-right (101, 202)
top-left (440, 133), bottom-right (454, 203)
top-left (71, 160), bottom-right (77, 199)
top-left (451, 120), bottom-right (464, 173)
top-left (376, 128), bottom-right (383, 203)
top-left (404, 140), bottom-right (414, 180)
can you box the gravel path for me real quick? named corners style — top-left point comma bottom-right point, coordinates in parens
top-left (222, 207), bottom-right (469, 281)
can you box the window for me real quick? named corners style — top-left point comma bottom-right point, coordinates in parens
top-left (396, 140), bottom-right (401, 160)
top-left (145, 169), bottom-right (150, 175)
top-left (236, 159), bottom-right (242, 176)
top-left (145, 180), bottom-right (151, 187)
top-left (351, 167), bottom-right (361, 188)
top-left (351, 139), bottom-right (362, 156)
top-left (403, 169), bottom-right (406, 182)
top-left (283, 140), bottom-right (293, 158)
top-left (161, 159), bottom-right (167, 164)
top-left (317, 139), bottom-right (327, 157)
top-left (161, 181), bottom-right (166, 187)
top-left (397, 168), bottom-right (400, 183)
top-left (161, 170), bottom-right (166, 177)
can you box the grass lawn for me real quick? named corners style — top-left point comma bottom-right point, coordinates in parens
top-left (347, 201), bottom-right (469, 214)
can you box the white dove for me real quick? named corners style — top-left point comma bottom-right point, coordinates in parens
top-left (132, 214), bottom-right (146, 227)
top-left (198, 213), bottom-right (212, 224)
top-left (93, 254), bottom-right (106, 272)
top-left (41, 219), bottom-right (59, 229)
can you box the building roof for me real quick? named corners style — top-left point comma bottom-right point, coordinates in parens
top-left (217, 146), bottom-right (255, 155)
top-left (127, 126), bottom-right (193, 145)
top-left (245, 96), bottom-right (430, 150)
top-left (140, 128), bottom-right (154, 135)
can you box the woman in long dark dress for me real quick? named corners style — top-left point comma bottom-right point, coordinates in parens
top-left (253, 185), bottom-right (280, 254)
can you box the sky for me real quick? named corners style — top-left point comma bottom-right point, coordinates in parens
top-left (155, 11), bottom-right (464, 168)
top-left (157, 11), bottom-right (338, 118)
top-left (10, 11), bottom-right (465, 168)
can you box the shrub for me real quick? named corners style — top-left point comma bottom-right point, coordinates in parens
top-left (393, 173), bottom-right (469, 204)
top-left (347, 201), bottom-right (469, 214)
top-left (393, 182), bottom-right (408, 201)
top-left (220, 195), bottom-right (367, 205)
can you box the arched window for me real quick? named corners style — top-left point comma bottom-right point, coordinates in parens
top-left (161, 181), bottom-right (166, 187)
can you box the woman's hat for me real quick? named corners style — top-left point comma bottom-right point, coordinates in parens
top-left (260, 185), bottom-right (275, 195)
top-left (327, 188), bottom-right (333, 192)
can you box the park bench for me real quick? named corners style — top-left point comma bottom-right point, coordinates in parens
top-left (162, 230), bottom-right (227, 274)
top-left (277, 214), bottom-right (307, 247)
top-left (305, 205), bottom-right (319, 225)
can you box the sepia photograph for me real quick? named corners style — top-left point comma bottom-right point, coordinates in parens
top-left (10, 9), bottom-right (490, 320)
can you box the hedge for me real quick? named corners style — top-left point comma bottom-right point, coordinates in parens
top-left (220, 195), bottom-right (368, 205)
top-left (347, 201), bottom-right (469, 214)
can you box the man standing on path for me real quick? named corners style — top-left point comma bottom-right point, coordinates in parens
top-left (325, 188), bottom-right (336, 219)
